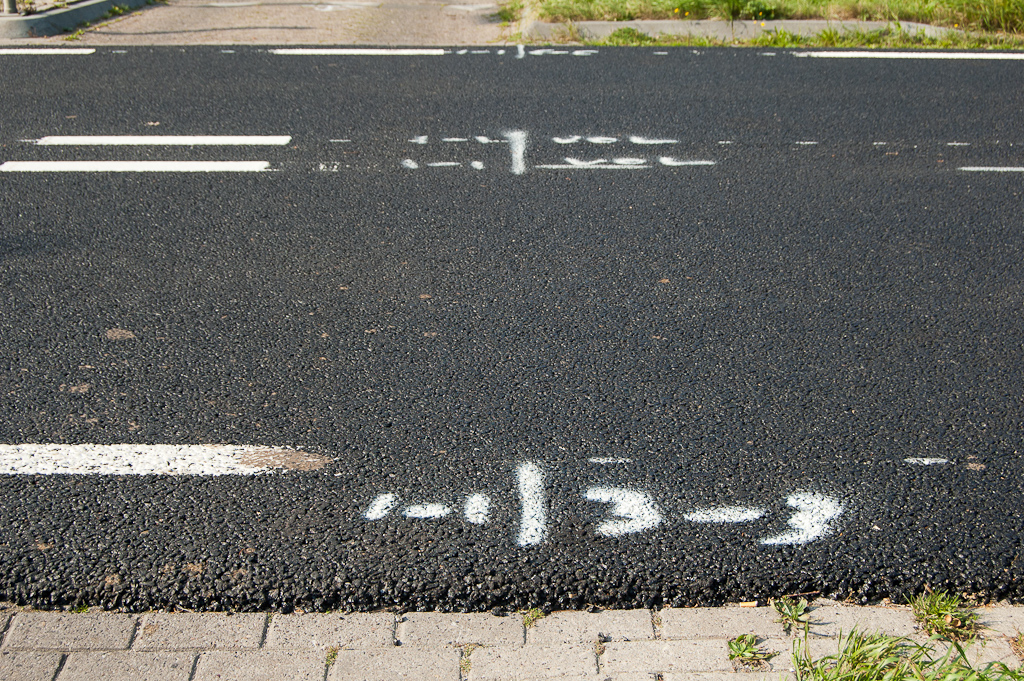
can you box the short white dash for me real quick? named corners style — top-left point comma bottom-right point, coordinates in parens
top-left (759, 52), bottom-right (776, 56)
top-left (34, 135), bottom-right (291, 146)
top-left (365, 493), bottom-right (398, 519)
top-left (112, 50), bottom-right (128, 54)
top-left (873, 142), bottom-right (887, 146)
top-left (588, 457), bottom-right (632, 464)
top-left (553, 136), bottom-right (581, 144)
top-left (0, 48), bottom-right (95, 55)
top-left (653, 51), bottom-right (668, 55)
top-left (409, 135), bottom-right (428, 144)
top-left (470, 50), bottom-right (490, 54)
top-left (516, 462), bottom-right (546, 546)
top-left (221, 49), bottom-right (236, 53)
top-left (587, 136), bottom-right (618, 144)
top-left (659, 157), bottom-right (715, 166)
top-left (471, 161), bottom-right (484, 169)
top-left (904, 457), bottom-right (950, 465)
top-left (717, 141), bottom-right (733, 145)
top-left (271, 48), bottom-right (446, 55)
top-left (475, 136), bottom-right (504, 143)
top-left (506, 130), bottom-right (528, 175)
top-left (685, 506), bottom-right (765, 523)
top-left (403, 503), bottom-right (451, 519)
top-left (426, 161), bottom-right (461, 167)
top-left (795, 141), bottom-right (818, 145)
top-left (947, 142), bottom-right (970, 146)
top-left (329, 139), bottom-right (351, 143)
top-left (794, 50), bottom-right (1024, 60)
top-left (629, 136), bottom-right (677, 145)
top-left (0, 161), bottom-right (270, 172)
top-left (442, 138), bottom-right (468, 142)
top-left (464, 493), bottom-right (490, 524)
top-left (960, 167), bottom-right (1024, 172)
top-left (401, 159), bottom-right (419, 169)
top-left (457, 49), bottom-right (468, 55)
top-left (497, 49), bottom-right (506, 55)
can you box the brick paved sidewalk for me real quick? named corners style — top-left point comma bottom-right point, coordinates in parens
top-left (1, 601), bottom-right (1022, 680)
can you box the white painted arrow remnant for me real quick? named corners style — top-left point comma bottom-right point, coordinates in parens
top-left (403, 503), bottom-right (451, 519)
top-left (516, 462), bottom-right (546, 546)
top-left (584, 487), bottom-right (663, 537)
top-left (365, 493), bottom-right (399, 520)
top-left (464, 493), bottom-right (490, 524)
top-left (761, 491), bottom-right (844, 545)
top-left (684, 506), bottom-right (765, 523)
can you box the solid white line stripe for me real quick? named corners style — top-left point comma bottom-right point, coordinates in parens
top-left (794, 50), bottom-right (1024, 59)
top-left (270, 48), bottom-right (445, 56)
top-left (35, 135), bottom-right (291, 146)
top-left (0, 49), bottom-right (96, 55)
top-left (0, 161), bottom-right (271, 172)
top-left (0, 444), bottom-right (328, 475)
top-left (960, 166), bottom-right (1024, 172)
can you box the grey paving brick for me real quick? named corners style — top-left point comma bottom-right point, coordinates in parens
top-left (979, 605), bottom-right (1024, 638)
top-left (398, 612), bottom-right (524, 647)
top-left (1, 612), bottom-right (136, 651)
top-left (527, 610), bottom-right (654, 645)
top-left (660, 608), bottom-right (784, 640)
top-left (193, 650), bottom-right (326, 681)
top-left (133, 613), bottom-right (265, 651)
top-left (661, 673), bottom-right (796, 681)
top-left (58, 651), bottom-right (195, 681)
top-left (0, 651), bottom-right (64, 681)
top-left (265, 612), bottom-right (394, 650)
top-left (601, 640), bottom-right (733, 675)
top-left (328, 646), bottom-right (461, 681)
top-left (932, 638), bottom-right (1019, 669)
top-left (468, 644), bottom-right (598, 680)
top-left (805, 603), bottom-right (918, 638)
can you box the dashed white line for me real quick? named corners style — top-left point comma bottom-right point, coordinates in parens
top-left (442, 138), bottom-right (468, 142)
top-left (0, 161), bottom-right (271, 173)
top-left (426, 161), bottom-right (461, 167)
top-left (960, 166), bottom-right (1024, 172)
top-left (588, 457), bottom-right (632, 464)
top-left (403, 503), bottom-right (451, 519)
top-left (795, 141), bottom-right (818, 145)
top-left (516, 462), bottom-right (546, 546)
top-left (270, 48), bottom-right (446, 56)
top-left (34, 135), bottom-right (291, 146)
top-left (947, 142), bottom-right (971, 146)
top-left (904, 457), bottom-right (950, 465)
top-left (0, 48), bottom-right (95, 55)
top-left (794, 50), bottom-right (1024, 60)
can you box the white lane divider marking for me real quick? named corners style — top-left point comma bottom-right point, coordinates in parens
top-left (33, 135), bottom-right (291, 146)
top-left (506, 130), bottom-right (528, 175)
top-left (588, 457), bottom-right (632, 464)
top-left (0, 161), bottom-right (271, 173)
top-left (0, 49), bottom-right (95, 55)
top-left (585, 487), bottom-right (663, 537)
top-left (761, 491), bottom-right (844, 545)
top-left (0, 444), bottom-right (328, 475)
top-left (659, 157), bottom-right (716, 166)
top-left (794, 50), bottom-right (1024, 60)
top-left (684, 506), bottom-right (765, 523)
top-left (365, 493), bottom-right (399, 519)
top-left (464, 493), bottom-right (490, 524)
top-left (904, 457), bottom-right (950, 465)
top-left (271, 48), bottom-right (446, 55)
top-left (629, 136), bottom-right (678, 144)
top-left (947, 142), bottom-right (971, 146)
top-left (795, 141), bottom-right (818, 145)
top-left (516, 462), bottom-right (546, 546)
top-left (403, 503), bottom-right (451, 519)
top-left (960, 166), bottom-right (1024, 172)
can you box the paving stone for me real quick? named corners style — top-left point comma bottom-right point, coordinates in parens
top-left (328, 647), bottom-right (461, 681)
top-left (660, 608), bottom-right (784, 640)
top-left (264, 612), bottom-right (394, 650)
top-left (978, 605), bottom-right (1024, 638)
top-left (661, 673), bottom-right (796, 681)
top-left (468, 644), bottom-right (598, 680)
top-left (601, 640), bottom-right (733, 675)
top-left (193, 650), bottom-right (326, 681)
top-left (527, 610), bottom-right (654, 645)
top-left (805, 603), bottom-right (918, 638)
top-left (59, 651), bottom-right (195, 681)
top-left (398, 612), bottom-right (524, 647)
top-left (133, 613), bottom-right (265, 651)
top-left (1, 612), bottom-right (136, 651)
top-left (0, 651), bottom-right (64, 681)
top-left (933, 638), bottom-right (1019, 669)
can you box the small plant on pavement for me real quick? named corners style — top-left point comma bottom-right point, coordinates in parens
top-left (774, 596), bottom-right (811, 634)
top-left (910, 590), bottom-right (979, 641)
top-left (522, 608), bottom-right (545, 628)
top-left (325, 646), bottom-right (339, 666)
top-left (728, 634), bottom-right (777, 670)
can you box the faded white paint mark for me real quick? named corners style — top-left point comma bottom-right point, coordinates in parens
top-left (759, 52), bottom-right (776, 56)
top-left (471, 50), bottom-right (491, 54)
top-left (629, 136), bottom-right (677, 145)
top-left (535, 161), bottom-right (648, 170)
top-left (516, 45), bottom-right (525, 59)
top-left (0, 444), bottom-right (327, 475)
top-left (530, 49), bottom-right (569, 55)
top-left (613, 158), bottom-right (646, 165)
top-left (427, 161), bottom-right (461, 167)
top-left (456, 49), bottom-right (469, 55)
top-left (506, 130), bottom-right (528, 175)
top-left (659, 158), bottom-right (715, 166)
top-left (587, 136), bottom-right (618, 144)
top-left (718, 141), bottom-right (733, 145)
top-left (684, 506), bottom-right (765, 523)
top-left (947, 142), bottom-right (970, 146)
top-left (330, 139), bottom-right (351, 143)
top-left (588, 457), bottom-right (632, 464)
top-left (271, 48), bottom-right (446, 55)
top-left (873, 142), bottom-right (887, 146)
top-left (904, 457), bottom-right (950, 465)
top-left (403, 503), bottom-right (451, 519)
top-left (0, 49), bottom-right (95, 55)
top-left (584, 487), bottom-right (662, 537)
top-left (794, 50), bottom-right (1024, 60)
top-left (516, 462), bottom-right (545, 546)
top-left (220, 49), bottom-right (235, 53)
top-left (653, 51), bottom-right (668, 55)
top-left (960, 167), bottom-right (1024, 172)
top-left (572, 50), bottom-right (598, 56)
top-left (464, 493), bottom-right (490, 524)
top-left (401, 159), bottom-right (419, 169)
top-left (761, 491), bottom-right (843, 545)
top-left (365, 493), bottom-right (398, 519)
top-left (409, 136), bottom-right (428, 144)
top-left (553, 136), bottom-right (582, 144)
top-left (442, 138), bottom-right (468, 142)
top-left (795, 141), bottom-right (818, 145)
top-left (475, 136), bottom-right (504, 143)
top-left (497, 49), bottom-right (506, 55)
top-left (0, 161), bottom-right (270, 173)
top-left (35, 135), bottom-right (290, 146)
top-left (471, 161), bottom-right (484, 169)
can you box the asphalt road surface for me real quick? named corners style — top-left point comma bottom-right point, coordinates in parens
top-left (1, 46), bottom-right (1023, 612)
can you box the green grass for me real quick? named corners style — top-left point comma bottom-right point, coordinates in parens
top-left (496, 0), bottom-right (525, 21)
top-left (911, 591), bottom-right (980, 642)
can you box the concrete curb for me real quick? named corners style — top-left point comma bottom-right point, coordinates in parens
top-left (0, 0), bottom-right (151, 39)
top-left (524, 18), bottom-right (952, 41)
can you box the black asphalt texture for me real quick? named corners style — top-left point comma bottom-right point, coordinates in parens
top-left (1, 47), bottom-right (1023, 612)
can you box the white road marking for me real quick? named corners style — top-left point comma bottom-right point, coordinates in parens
top-left (794, 50), bottom-right (1024, 60)
top-left (410, 136), bottom-right (429, 144)
top-left (516, 45), bottom-right (526, 59)
top-left (471, 161), bottom-right (484, 169)
top-left (403, 503), bottom-right (451, 519)
top-left (588, 457), bottom-right (632, 463)
top-left (684, 506), bottom-right (765, 523)
top-left (759, 52), bottom-right (776, 56)
top-left (718, 140), bottom-right (733, 145)
top-left (0, 444), bottom-right (327, 475)
top-left (553, 136), bottom-right (582, 144)
top-left (947, 142), bottom-right (970, 146)
top-left (442, 138), bottom-right (468, 142)
top-left (402, 159), bottom-right (419, 169)
top-left (629, 136), bottom-right (678, 144)
top-left (34, 135), bottom-right (291, 146)
top-left (0, 161), bottom-right (270, 172)
top-left (0, 49), bottom-right (95, 55)
top-left (530, 49), bottom-right (569, 55)
top-left (795, 141), bottom-right (818, 145)
top-left (329, 139), bottom-right (351, 143)
top-left (761, 491), bottom-right (843, 545)
top-left (904, 457), bottom-right (950, 465)
top-left (516, 462), bottom-right (546, 546)
top-left (464, 493), bottom-right (490, 524)
top-left (874, 142), bottom-right (887, 145)
top-left (535, 164), bottom-right (649, 170)
top-left (584, 487), bottom-right (662, 537)
top-left (271, 48), bottom-right (446, 55)
top-left (506, 130), bottom-right (528, 175)
top-left (654, 51), bottom-right (668, 55)
top-left (960, 167), bottom-right (1024, 172)
top-left (427, 161), bottom-right (461, 166)
top-left (659, 158), bottom-right (715, 166)
top-left (365, 493), bottom-right (398, 519)
top-left (588, 136), bottom-right (617, 144)
top-left (475, 136), bottom-right (504, 143)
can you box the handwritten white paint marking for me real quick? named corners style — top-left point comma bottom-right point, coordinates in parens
top-left (365, 493), bottom-right (398, 519)
top-left (761, 491), bottom-right (843, 545)
top-left (506, 130), bottom-right (528, 175)
top-left (535, 161), bottom-right (648, 170)
top-left (659, 157), bottom-right (716, 166)
top-left (271, 48), bottom-right (446, 55)
top-left (587, 136), bottom-right (618, 144)
top-left (464, 494), bottom-right (490, 524)
top-left (410, 135), bottom-right (428, 144)
top-left (34, 135), bottom-right (291, 146)
top-left (456, 49), bottom-right (469, 55)
top-left (759, 52), bottom-right (776, 56)
top-left (904, 457), bottom-right (950, 465)
top-left (684, 506), bottom-right (765, 523)
top-left (629, 136), bottom-right (678, 145)
top-left (401, 159), bottom-right (419, 169)
top-left (471, 50), bottom-right (491, 54)
top-left (0, 161), bottom-right (270, 173)
top-left (553, 136), bottom-right (582, 144)
top-left (403, 503), bottom-right (451, 519)
top-left (471, 161), bottom-right (484, 169)
top-left (516, 462), bottom-right (546, 546)
top-left (960, 167), bottom-right (1024, 172)
top-left (948, 142), bottom-right (971, 146)
top-left (588, 457), bottom-right (632, 464)
top-left (516, 45), bottom-right (526, 59)
top-left (794, 50), bottom-right (1024, 60)
top-left (795, 141), bottom-right (818, 145)
top-left (585, 487), bottom-right (663, 537)
top-left (0, 49), bottom-right (96, 55)
top-left (442, 138), bottom-right (468, 142)
top-left (0, 444), bottom-right (327, 475)
top-left (220, 49), bottom-right (236, 53)
top-left (427, 161), bottom-right (461, 167)
top-left (498, 49), bottom-right (506, 55)
top-left (654, 51), bottom-right (668, 55)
